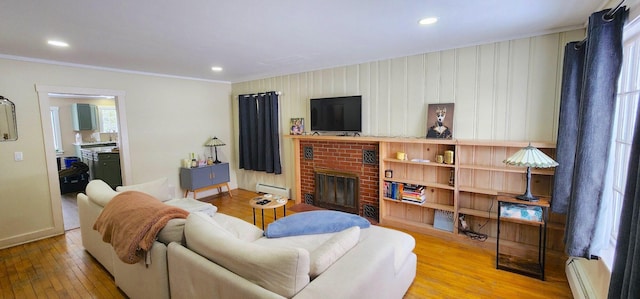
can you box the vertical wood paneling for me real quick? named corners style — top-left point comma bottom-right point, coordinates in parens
top-left (332, 67), bottom-right (346, 95)
top-left (407, 54), bottom-right (426, 137)
top-left (477, 44), bottom-right (497, 140)
top-left (370, 62), bottom-right (380, 135)
top-left (313, 70), bottom-right (323, 96)
top-left (346, 65), bottom-right (359, 95)
top-left (359, 63), bottom-right (371, 136)
top-left (507, 39), bottom-right (531, 140)
top-left (300, 72), bottom-right (310, 121)
top-left (425, 52), bottom-right (441, 104)
top-left (440, 49), bottom-right (457, 102)
top-left (377, 60), bottom-right (391, 136)
top-left (455, 47), bottom-right (478, 139)
top-left (527, 34), bottom-right (561, 141)
top-left (282, 74), bottom-right (298, 180)
top-left (230, 29), bottom-right (584, 197)
top-left (494, 41), bottom-right (511, 140)
top-left (390, 57), bottom-right (407, 136)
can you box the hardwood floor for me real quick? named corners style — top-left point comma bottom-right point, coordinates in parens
top-left (0, 189), bottom-right (573, 298)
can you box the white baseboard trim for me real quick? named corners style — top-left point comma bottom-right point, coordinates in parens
top-left (566, 257), bottom-right (611, 299)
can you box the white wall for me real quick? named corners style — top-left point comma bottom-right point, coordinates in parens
top-left (0, 58), bottom-right (233, 249)
top-left (231, 29), bottom-right (585, 200)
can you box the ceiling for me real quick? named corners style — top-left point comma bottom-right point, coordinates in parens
top-left (0, 1), bottom-right (617, 83)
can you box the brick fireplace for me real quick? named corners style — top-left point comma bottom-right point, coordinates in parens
top-left (298, 140), bottom-right (379, 221)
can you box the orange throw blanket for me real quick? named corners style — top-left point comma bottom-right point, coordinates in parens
top-left (93, 191), bottom-right (189, 264)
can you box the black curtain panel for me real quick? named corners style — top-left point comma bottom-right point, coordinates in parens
top-left (608, 93), bottom-right (640, 299)
top-left (552, 8), bottom-right (627, 258)
top-left (238, 92), bottom-right (282, 174)
top-left (551, 41), bottom-right (585, 214)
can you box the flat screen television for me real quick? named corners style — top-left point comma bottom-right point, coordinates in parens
top-left (310, 96), bottom-right (362, 132)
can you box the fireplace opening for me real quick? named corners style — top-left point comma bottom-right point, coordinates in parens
top-left (314, 169), bottom-right (359, 214)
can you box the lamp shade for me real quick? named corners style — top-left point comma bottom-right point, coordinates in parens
top-left (503, 145), bottom-right (558, 168)
top-left (205, 136), bottom-right (225, 164)
top-left (205, 137), bottom-right (226, 147)
top-left (503, 144), bottom-right (558, 201)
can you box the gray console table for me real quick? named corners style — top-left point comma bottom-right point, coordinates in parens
top-left (180, 163), bottom-right (232, 199)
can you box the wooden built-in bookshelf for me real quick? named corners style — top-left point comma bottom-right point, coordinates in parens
top-left (287, 135), bottom-right (566, 259)
top-left (379, 138), bottom-right (564, 258)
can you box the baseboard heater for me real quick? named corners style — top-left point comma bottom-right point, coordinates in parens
top-left (565, 257), bottom-right (611, 299)
top-left (255, 183), bottom-right (291, 198)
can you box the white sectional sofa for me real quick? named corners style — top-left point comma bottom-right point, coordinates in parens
top-left (78, 179), bottom-right (417, 299)
top-left (78, 178), bottom-right (216, 299)
top-left (169, 212), bottom-right (417, 298)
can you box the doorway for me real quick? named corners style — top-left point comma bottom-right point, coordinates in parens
top-left (50, 94), bottom-right (118, 230)
top-left (36, 85), bottom-right (131, 233)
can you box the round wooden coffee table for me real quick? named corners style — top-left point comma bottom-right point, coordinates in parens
top-left (249, 194), bottom-right (287, 230)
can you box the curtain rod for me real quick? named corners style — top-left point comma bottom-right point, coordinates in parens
top-left (241, 91), bottom-right (282, 97)
top-left (605, 0), bottom-right (626, 19)
top-left (574, 0), bottom-right (626, 49)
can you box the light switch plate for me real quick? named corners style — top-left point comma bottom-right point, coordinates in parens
top-left (14, 151), bottom-right (23, 161)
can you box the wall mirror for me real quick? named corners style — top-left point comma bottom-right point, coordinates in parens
top-left (0, 96), bottom-right (18, 141)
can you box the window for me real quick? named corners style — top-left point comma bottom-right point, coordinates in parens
top-left (50, 106), bottom-right (63, 153)
top-left (98, 106), bottom-right (118, 133)
top-left (601, 20), bottom-right (640, 268)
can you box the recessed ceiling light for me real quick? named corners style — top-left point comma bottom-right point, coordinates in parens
top-left (211, 66), bottom-right (223, 72)
top-left (418, 17), bottom-right (438, 25)
top-left (47, 40), bottom-right (69, 47)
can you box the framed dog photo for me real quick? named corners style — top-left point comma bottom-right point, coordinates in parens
top-left (426, 103), bottom-right (454, 139)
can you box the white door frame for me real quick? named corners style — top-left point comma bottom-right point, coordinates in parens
top-left (35, 85), bottom-right (131, 232)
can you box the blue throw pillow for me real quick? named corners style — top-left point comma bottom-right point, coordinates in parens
top-left (264, 210), bottom-right (370, 238)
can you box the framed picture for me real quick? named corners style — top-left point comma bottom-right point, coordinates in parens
top-left (290, 118), bottom-right (304, 135)
top-left (426, 103), bottom-right (454, 139)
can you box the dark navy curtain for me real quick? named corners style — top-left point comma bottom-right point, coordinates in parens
top-left (608, 93), bottom-right (640, 299)
top-left (551, 8), bottom-right (627, 258)
top-left (238, 92), bottom-right (282, 174)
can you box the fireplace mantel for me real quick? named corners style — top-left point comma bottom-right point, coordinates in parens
top-left (286, 134), bottom-right (429, 143)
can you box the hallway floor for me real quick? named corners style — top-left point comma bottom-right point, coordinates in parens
top-left (61, 192), bottom-right (80, 230)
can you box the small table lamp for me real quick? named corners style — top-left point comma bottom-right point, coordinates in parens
top-left (205, 137), bottom-right (226, 164)
top-left (503, 144), bottom-right (558, 201)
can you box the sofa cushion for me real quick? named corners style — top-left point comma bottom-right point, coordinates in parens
top-left (212, 212), bottom-right (264, 242)
top-left (165, 198), bottom-right (217, 217)
top-left (116, 177), bottom-right (170, 202)
top-left (309, 226), bottom-right (360, 278)
top-left (86, 179), bottom-right (119, 207)
top-left (186, 212), bottom-right (263, 242)
top-left (191, 212), bottom-right (237, 239)
top-left (184, 213), bottom-right (310, 297)
top-left (264, 210), bottom-right (370, 238)
top-left (157, 218), bottom-right (186, 245)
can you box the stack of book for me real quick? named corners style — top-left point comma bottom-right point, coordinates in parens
top-left (401, 184), bottom-right (426, 204)
top-left (383, 181), bottom-right (404, 200)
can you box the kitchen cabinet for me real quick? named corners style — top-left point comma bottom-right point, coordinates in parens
top-left (81, 149), bottom-right (121, 189)
top-left (94, 152), bottom-right (122, 189)
top-left (74, 142), bottom-right (117, 160)
top-left (71, 103), bottom-right (97, 130)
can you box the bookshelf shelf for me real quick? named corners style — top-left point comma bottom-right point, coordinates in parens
top-left (384, 158), bottom-right (456, 168)
top-left (379, 139), bottom-right (564, 259)
top-left (383, 197), bottom-right (454, 212)
top-left (458, 207), bottom-right (497, 220)
top-left (458, 164), bottom-right (555, 175)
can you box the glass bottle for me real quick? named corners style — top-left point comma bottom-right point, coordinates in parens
top-left (191, 153), bottom-right (197, 168)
